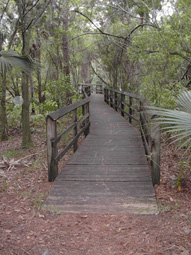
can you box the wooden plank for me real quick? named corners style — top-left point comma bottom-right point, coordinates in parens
top-left (45, 181), bottom-right (157, 213)
top-left (48, 97), bottom-right (90, 121)
top-left (45, 94), bottom-right (157, 213)
top-left (55, 165), bottom-right (152, 182)
top-left (55, 122), bottom-right (90, 163)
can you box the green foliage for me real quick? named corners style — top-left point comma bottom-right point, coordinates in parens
top-left (31, 193), bottom-right (46, 210)
top-left (0, 50), bottom-right (34, 76)
top-left (149, 91), bottom-right (191, 156)
top-left (3, 148), bottom-right (20, 159)
top-left (39, 76), bottom-right (77, 113)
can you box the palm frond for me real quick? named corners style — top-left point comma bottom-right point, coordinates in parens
top-left (0, 50), bottom-right (34, 76)
top-left (176, 91), bottom-right (191, 113)
top-left (146, 91), bottom-right (191, 153)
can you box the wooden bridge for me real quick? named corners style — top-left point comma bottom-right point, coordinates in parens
top-left (45, 85), bottom-right (160, 214)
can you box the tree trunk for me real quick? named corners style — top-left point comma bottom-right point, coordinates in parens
top-left (0, 33), bottom-right (8, 140)
top-left (21, 30), bottom-right (32, 148)
top-left (0, 74), bottom-right (8, 141)
top-left (36, 28), bottom-right (43, 103)
top-left (62, 0), bottom-right (70, 77)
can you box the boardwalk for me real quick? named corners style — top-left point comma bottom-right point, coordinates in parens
top-left (45, 94), bottom-right (157, 214)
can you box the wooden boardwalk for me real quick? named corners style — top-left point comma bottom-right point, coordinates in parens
top-left (45, 94), bottom-right (157, 214)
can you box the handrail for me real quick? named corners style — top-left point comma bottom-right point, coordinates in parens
top-left (104, 87), bottom-right (160, 185)
top-left (47, 85), bottom-right (91, 182)
top-left (79, 83), bottom-right (105, 94)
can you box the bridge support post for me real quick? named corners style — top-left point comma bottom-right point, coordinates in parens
top-left (114, 92), bottom-right (118, 111)
top-left (84, 102), bottom-right (90, 136)
top-left (151, 122), bottom-right (160, 185)
top-left (104, 88), bottom-right (108, 103)
top-left (129, 97), bottom-right (132, 123)
top-left (121, 94), bottom-right (125, 117)
top-left (73, 109), bottom-right (78, 152)
top-left (47, 117), bottom-right (58, 182)
top-left (110, 90), bottom-right (113, 108)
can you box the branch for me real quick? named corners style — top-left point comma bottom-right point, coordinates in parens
top-left (0, 0), bottom-right (11, 24)
top-left (68, 32), bottom-right (107, 42)
top-left (169, 51), bottom-right (191, 64)
top-left (90, 63), bottom-right (109, 86)
top-left (23, 0), bottom-right (41, 18)
top-left (128, 23), bottom-right (159, 37)
top-left (73, 10), bottom-right (128, 41)
top-left (24, 0), bottom-right (51, 32)
top-left (108, 4), bottom-right (141, 21)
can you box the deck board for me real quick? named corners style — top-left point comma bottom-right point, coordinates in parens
top-left (45, 94), bottom-right (158, 214)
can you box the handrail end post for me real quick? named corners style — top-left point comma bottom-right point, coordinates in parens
top-left (47, 116), bottom-right (58, 182)
top-left (151, 123), bottom-right (160, 185)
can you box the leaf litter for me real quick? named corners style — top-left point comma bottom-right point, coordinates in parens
top-left (0, 133), bottom-right (191, 255)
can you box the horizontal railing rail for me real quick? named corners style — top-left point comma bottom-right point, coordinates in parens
top-left (79, 83), bottom-right (105, 94)
top-left (47, 86), bottom-right (91, 182)
top-left (104, 87), bottom-right (160, 185)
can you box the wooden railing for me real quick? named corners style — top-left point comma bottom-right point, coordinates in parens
top-left (104, 87), bottom-right (160, 185)
top-left (79, 83), bottom-right (105, 94)
top-left (46, 86), bottom-right (91, 182)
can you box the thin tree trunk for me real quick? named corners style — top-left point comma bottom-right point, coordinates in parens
top-left (0, 74), bottom-right (8, 140)
top-left (62, 1), bottom-right (72, 104)
top-left (62, 0), bottom-right (70, 77)
top-left (0, 34), bottom-right (8, 140)
top-left (36, 28), bottom-right (43, 103)
top-left (21, 29), bottom-right (32, 148)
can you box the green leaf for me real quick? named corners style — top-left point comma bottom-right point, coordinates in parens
top-left (0, 50), bottom-right (34, 76)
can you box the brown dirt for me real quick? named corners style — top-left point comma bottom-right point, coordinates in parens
top-left (0, 131), bottom-right (191, 255)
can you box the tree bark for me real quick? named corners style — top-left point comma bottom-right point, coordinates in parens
top-left (0, 74), bottom-right (8, 140)
top-left (62, 0), bottom-right (70, 77)
top-left (36, 28), bottom-right (43, 103)
top-left (21, 29), bottom-right (32, 148)
top-left (0, 34), bottom-right (8, 140)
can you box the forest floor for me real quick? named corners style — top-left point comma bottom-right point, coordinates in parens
top-left (0, 127), bottom-right (191, 255)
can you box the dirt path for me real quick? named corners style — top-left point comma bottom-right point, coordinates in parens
top-left (0, 133), bottom-right (191, 255)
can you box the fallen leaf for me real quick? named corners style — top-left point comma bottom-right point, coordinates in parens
top-left (6, 211), bottom-right (12, 215)
top-left (5, 230), bottom-right (12, 233)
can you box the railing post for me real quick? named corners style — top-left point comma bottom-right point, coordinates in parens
top-left (107, 89), bottom-right (110, 105)
top-left (84, 102), bottom-right (90, 136)
top-left (110, 90), bottom-right (113, 108)
top-left (121, 94), bottom-right (125, 117)
top-left (101, 85), bottom-right (103, 94)
top-left (104, 88), bottom-right (107, 102)
top-left (89, 85), bottom-right (91, 96)
top-left (114, 92), bottom-right (118, 111)
top-left (47, 117), bottom-right (58, 182)
top-left (129, 97), bottom-right (132, 123)
top-left (151, 121), bottom-right (160, 185)
top-left (73, 109), bottom-right (78, 152)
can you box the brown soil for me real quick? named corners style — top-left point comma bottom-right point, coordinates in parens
top-left (0, 131), bottom-right (191, 255)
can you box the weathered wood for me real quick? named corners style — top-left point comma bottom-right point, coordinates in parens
top-left (46, 117), bottom-right (58, 182)
top-left (55, 122), bottom-right (90, 163)
top-left (73, 109), bottom-right (78, 152)
top-left (129, 97), bottom-right (133, 123)
top-left (151, 121), bottom-right (160, 185)
top-left (84, 102), bottom-right (90, 136)
top-left (48, 97), bottom-right (90, 121)
top-left (47, 86), bottom-right (91, 181)
top-left (45, 94), bottom-right (158, 213)
top-left (104, 87), bottom-right (160, 185)
top-left (121, 94), bottom-right (125, 117)
top-left (114, 92), bottom-right (118, 111)
top-left (52, 122), bottom-right (76, 147)
top-left (110, 90), bottom-right (113, 108)
top-left (140, 123), bottom-right (150, 157)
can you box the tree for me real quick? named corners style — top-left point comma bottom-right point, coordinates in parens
top-left (148, 91), bottom-right (191, 155)
top-left (0, 50), bottom-right (33, 140)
